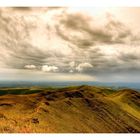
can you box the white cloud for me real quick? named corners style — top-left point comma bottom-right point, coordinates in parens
top-left (69, 61), bottom-right (75, 68)
top-left (76, 63), bottom-right (93, 72)
top-left (69, 69), bottom-right (74, 73)
top-left (41, 65), bottom-right (58, 72)
top-left (24, 65), bottom-right (36, 69)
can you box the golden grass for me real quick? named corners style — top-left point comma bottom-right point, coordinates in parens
top-left (0, 86), bottom-right (140, 133)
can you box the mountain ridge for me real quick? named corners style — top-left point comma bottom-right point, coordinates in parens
top-left (0, 85), bottom-right (140, 133)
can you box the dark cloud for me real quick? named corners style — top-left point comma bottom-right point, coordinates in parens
top-left (0, 7), bottom-right (140, 80)
top-left (11, 7), bottom-right (32, 11)
top-left (118, 52), bottom-right (140, 62)
top-left (56, 11), bottom-right (134, 48)
top-left (9, 7), bottom-right (65, 13)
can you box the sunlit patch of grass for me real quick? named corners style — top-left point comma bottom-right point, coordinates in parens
top-left (108, 90), bottom-right (140, 120)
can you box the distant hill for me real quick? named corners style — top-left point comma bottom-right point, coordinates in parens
top-left (0, 81), bottom-right (140, 91)
top-left (0, 85), bottom-right (140, 133)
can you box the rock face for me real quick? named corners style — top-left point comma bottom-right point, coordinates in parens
top-left (0, 85), bottom-right (140, 133)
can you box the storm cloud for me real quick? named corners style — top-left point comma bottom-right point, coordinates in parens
top-left (0, 7), bottom-right (140, 81)
top-left (56, 11), bottom-right (135, 48)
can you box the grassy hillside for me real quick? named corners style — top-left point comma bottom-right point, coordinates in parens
top-left (0, 85), bottom-right (140, 133)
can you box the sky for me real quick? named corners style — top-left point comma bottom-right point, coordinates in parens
top-left (0, 7), bottom-right (140, 82)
